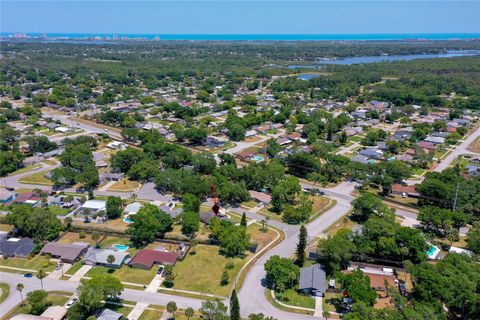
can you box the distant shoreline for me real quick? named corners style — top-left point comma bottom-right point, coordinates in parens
top-left (1, 32), bottom-right (480, 42)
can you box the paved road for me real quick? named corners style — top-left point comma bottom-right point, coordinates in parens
top-left (238, 181), bottom-right (355, 320)
top-left (0, 272), bottom-right (206, 319)
top-left (433, 125), bottom-right (480, 172)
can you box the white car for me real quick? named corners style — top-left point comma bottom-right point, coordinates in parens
top-left (66, 298), bottom-right (78, 309)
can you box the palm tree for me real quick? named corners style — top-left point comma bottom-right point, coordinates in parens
top-left (189, 239), bottom-right (198, 255)
top-left (92, 231), bottom-right (100, 247)
top-left (265, 216), bottom-right (271, 229)
top-left (16, 283), bottom-right (24, 305)
top-left (166, 301), bottom-right (177, 319)
top-left (37, 269), bottom-right (47, 290)
top-left (107, 254), bottom-right (116, 266)
top-left (184, 307), bottom-right (194, 320)
top-left (260, 219), bottom-right (266, 232)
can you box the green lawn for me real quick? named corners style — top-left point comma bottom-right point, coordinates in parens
top-left (0, 224), bottom-right (12, 232)
top-left (275, 288), bottom-right (315, 309)
top-left (166, 244), bottom-right (252, 297)
top-left (7, 164), bottom-right (42, 176)
top-left (48, 206), bottom-right (70, 216)
top-left (1, 294), bottom-right (69, 320)
top-left (18, 170), bottom-right (53, 186)
top-left (0, 283), bottom-right (10, 303)
top-left (86, 265), bottom-right (157, 285)
top-left (65, 261), bottom-right (83, 275)
top-left (138, 309), bottom-right (163, 320)
top-left (0, 255), bottom-right (57, 272)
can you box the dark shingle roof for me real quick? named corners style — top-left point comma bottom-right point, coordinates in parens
top-left (299, 264), bottom-right (326, 293)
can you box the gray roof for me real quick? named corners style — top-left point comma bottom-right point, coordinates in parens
top-left (95, 309), bottom-right (122, 320)
top-left (159, 205), bottom-right (182, 218)
top-left (41, 242), bottom-right (88, 261)
top-left (0, 237), bottom-right (35, 257)
top-left (299, 264), bottom-right (326, 293)
top-left (350, 155), bottom-right (369, 164)
top-left (83, 248), bottom-right (129, 267)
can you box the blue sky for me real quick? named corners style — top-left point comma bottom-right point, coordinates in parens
top-left (1, 1), bottom-right (479, 34)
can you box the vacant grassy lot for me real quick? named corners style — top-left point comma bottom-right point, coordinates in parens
top-left (167, 244), bottom-right (252, 297)
top-left (18, 170), bottom-right (53, 186)
top-left (108, 179), bottom-right (141, 192)
top-left (86, 265), bottom-right (157, 285)
top-left (0, 254), bottom-right (57, 272)
top-left (72, 218), bottom-right (127, 233)
top-left (58, 232), bottom-right (98, 246)
top-left (247, 224), bottom-right (277, 251)
top-left (47, 206), bottom-right (70, 216)
top-left (275, 288), bottom-right (315, 309)
top-left (259, 195), bottom-right (333, 223)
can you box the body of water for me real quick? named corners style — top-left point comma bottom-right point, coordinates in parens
top-left (2, 33), bottom-right (480, 41)
top-left (297, 73), bottom-right (322, 80)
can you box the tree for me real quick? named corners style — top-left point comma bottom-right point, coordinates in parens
top-left (16, 283), bottom-right (24, 305)
top-left (341, 269), bottom-right (377, 306)
top-left (182, 211), bottom-right (200, 236)
top-left (230, 289), bottom-right (241, 320)
top-left (248, 314), bottom-right (278, 320)
top-left (228, 124), bottom-right (246, 141)
top-left (317, 229), bottom-right (355, 272)
top-left (6, 205), bottom-right (62, 241)
top-left (190, 239), bottom-right (198, 254)
top-left (166, 301), bottom-right (178, 318)
top-left (106, 196), bottom-right (123, 219)
top-left (271, 176), bottom-right (300, 212)
top-left (381, 160), bottom-right (413, 182)
top-left (264, 255), bottom-right (300, 290)
top-left (110, 147), bottom-right (145, 173)
top-left (418, 206), bottom-right (466, 237)
top-left (217, 223), bottom-right (251, 257)
top-left (127, 204), bottom-right (172, 246)
top-left (351, 193), bottom-right (392, 223)
top-left (185, 307), bottom-right (194, 320)
top-left (266, 138), bottom-right (281, 158)
top-left (127, 158), bottom-right (159, 181)
top-left (26, 290), bottom-right (51, 315)
top-left (92, 231), bottom-right (100, 247)
top-left (220, 270), bottom-right (229, 286)
top-left (36, 269), bottom-right (47, 291)
top-left (77, 274), bottom-right (123, 312)
top-left (240, 212), bottom-right (247, 228)
top-left (466, 223), bottom-right (480, 254)
top-left (182, 193), bottom-right (201, 213)
top-left (295, 225), bottom-right (308, 267)
top-left (185, 127), bottom-right (208, 145)
top-left (107, 254), bottom-right (116, 265)
top-left (200, 299), bottom-right (229, 320)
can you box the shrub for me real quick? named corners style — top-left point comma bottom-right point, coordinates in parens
top-left (79, 231), bottom-right (86, 239)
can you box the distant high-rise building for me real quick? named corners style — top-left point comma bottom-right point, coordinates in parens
top-left (153, 36), bottom-right (160, 41)
top-left (113, 34), bottom-right (118, 40)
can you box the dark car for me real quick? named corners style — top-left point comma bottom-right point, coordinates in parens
top-left (24, 273), bottom-right (33, 278)
top-left (157, 266), bottom-right (164, 275)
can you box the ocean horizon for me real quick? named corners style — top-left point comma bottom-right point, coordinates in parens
top-left (2, 32), bottom-right (480, 41)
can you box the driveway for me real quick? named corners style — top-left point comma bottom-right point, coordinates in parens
top-left (68, 265), bottom-right (92, 282)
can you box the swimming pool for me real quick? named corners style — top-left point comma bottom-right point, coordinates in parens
top-left (123, 216), bottom-right (133, 224)
top-left (425, 245), bottom-right (440, 259)
top-left (113, 244), bottom-right (129, 252)
top-left (251, 155), bottom-right (265, 162)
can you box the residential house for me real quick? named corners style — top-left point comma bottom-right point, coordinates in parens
top-left (11, 192), bottom-right (41, 207)
top-left (245, 130), bottom-right (258, 138)
top-left (466, 164), bottom-right (480, 177)
top-left (129, 249), bottom-right (179, 269)
top-left (366, 273), bottom-right (397, 291)
top-left (124, 202), bottom-right (142, 215)
top-left (276, 137), bottom-right (292, 146)
top-left (359, 148), bottom-right (384, 160)
top-left (236, 149), bottom-right (257, 161)
top-left (41, 242), bottom-right (89, 263)
top-left (350, 155), bottom-right (370, 164)
top-left (249, 190), bottom-right (272, 205)
top-left (0, 237), bottom-right (35, 258)
top-left (416, 141), bottom-right (436, 152)
top-left (298, 264), bottom-right (327, 297)
top-left (0, 190), bottom-right (15, 204)
top-left (424, 136), bottom-right (445, 145)
top-left (159, 205), bottom-right (182, 219)
top-left (40, 306), bottom-right (68, 320)
top-left (83, 248), bottom-right (130, 268)
top-left (203, 136), bottom-right (225, 148)
top-left (392, 128), bottom-right (413, 141)
top-left (95, 309), bottom-right (123, 320)
top-left (80, 200), bottom-right (107, 214)
top-left (391, 184), bottom-right (419, 197)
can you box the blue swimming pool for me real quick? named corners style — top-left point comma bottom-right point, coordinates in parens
top-left (113, 244), bottom-right (129, 251)
top-left (251, 155), bottom-right (265, 162)
top-left (425, 245), bottom-right (440, 259)
top-left (123, 217), bottom-right (133, 224)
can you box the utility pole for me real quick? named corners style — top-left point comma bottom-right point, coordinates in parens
top-left (453, 182), bottom-right (460, 211)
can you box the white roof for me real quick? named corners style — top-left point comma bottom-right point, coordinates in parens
top-left (82, 200), bottom-right (106, 210)
top-left (449, 246), bottom-right (473, 256)
top-left (124, 202), bottom-right (142, 214)
top-left (55, 127), bottom-right (70, 133)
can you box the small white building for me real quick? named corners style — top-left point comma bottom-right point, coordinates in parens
top-left (107, 141), bottom-right (126, 150)
top-left (81, 200), bottom-right (107, 213)
top-left (55, 126), bottom-right (73, 134)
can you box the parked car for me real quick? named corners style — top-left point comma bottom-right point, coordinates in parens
top-left (66, 298), bottom-right (78, 309)
top-left (157, 266), bottom-right (164, 275)
top-left (24, 273), bottom-right (33, 278)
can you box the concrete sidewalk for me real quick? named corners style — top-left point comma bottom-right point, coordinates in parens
top-left (68, 265), bottom-right (92, 282)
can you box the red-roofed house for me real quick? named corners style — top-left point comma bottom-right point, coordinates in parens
top-left (129, 249), bottom-right (179, 269)
top-left (391, 184), bottom-right (419, 197)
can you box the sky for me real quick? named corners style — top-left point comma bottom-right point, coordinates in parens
top-left (1, 1), bottom-right (480, 35)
